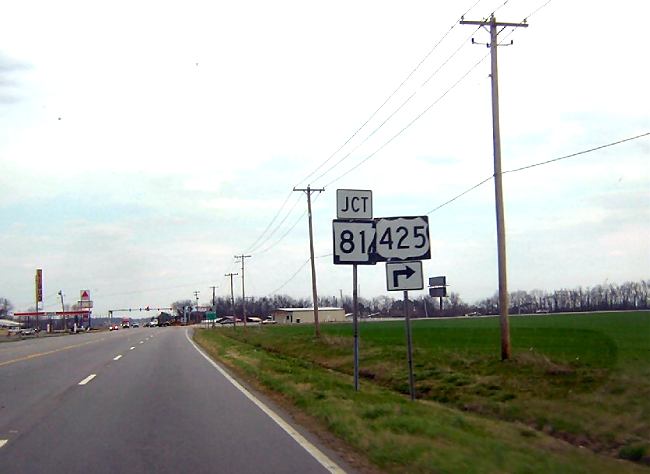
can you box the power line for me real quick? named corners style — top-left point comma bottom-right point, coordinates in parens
top-left (324, 51), bottom-right (490, 188)
top-left (503, 131), bottom-right (650, 174)
top-left (424, 131), bottom-right (650, 216)
top-left (523, 0), bottom-right (553, 21)
top-left (317, 0), bottom-right (555, 188)
top-left (425, 176), bottom-right (493, 215)
top-left (310, 25), bottom-right (484, 186)
top-left (294, 0), bottom-right (487, 188)
top-left (254, 209), bottom-right (307, 255)
top-left (254, 192), bottom-right (325, 256)
top-left (247, 193), bottom-right (303, 254)
top-left (244, 190), bottom-right (294, 253)
top-left (270, 257), bottom-right (310, 295)
top-left (246, 1), bottom-right (517, 257)
top-left (269, 253), bottom-right (332, 295)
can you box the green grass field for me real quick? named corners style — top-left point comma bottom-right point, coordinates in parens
top-left (195, 311), bottom-right (650, 472)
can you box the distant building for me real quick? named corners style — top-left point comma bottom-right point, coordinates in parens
top-left (0, 318), bottom-right (21, 328)
top-left (271, 307), bottom-right (346, 324)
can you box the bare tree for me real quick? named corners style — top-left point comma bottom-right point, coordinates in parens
top-left (0, 298), bottom-right (13, 318)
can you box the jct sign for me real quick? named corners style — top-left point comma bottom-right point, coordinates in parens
top-left (336, 189), bottom-right (372, 219)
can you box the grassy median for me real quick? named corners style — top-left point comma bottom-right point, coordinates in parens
top-left (194, 311), bottom-right (649, 473)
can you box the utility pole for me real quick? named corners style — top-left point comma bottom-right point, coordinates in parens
top-left (293, 185), bottom-right (325, 337)
top-left (210, 285), bottom-right (218, 328)
top-left (460, 14), bottom-right (528, 360)
top-left (235, 254), bottom-right (251, 327)
top-left (58, 290), bottom-right (66, 331)
top-left (225, 272), bottom-right (238, 328)
top-left (210, 286), bottom-right (217, 311)
top-left (193, 290), bottom-right (200, 325)
top-left (234, 255), bottom-right (251, 327)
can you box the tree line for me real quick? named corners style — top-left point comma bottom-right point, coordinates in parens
top-left (172, 279), bottom-right (649, 319)
top-left (2, 280), bottom-right (647, 321)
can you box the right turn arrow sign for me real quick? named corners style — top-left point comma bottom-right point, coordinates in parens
top-left (386, 261), bottom-right (424, 291)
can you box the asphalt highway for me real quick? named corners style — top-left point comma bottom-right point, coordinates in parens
top-left (0, 327), bottom-right (348, 473)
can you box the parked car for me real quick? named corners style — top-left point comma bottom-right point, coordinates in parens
top-left (132, 322), bottom-right (140, 328)
top-left (262, 318), bottom-right (277, 325)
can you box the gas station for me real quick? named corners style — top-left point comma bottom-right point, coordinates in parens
top-left (12, 310), bottom-right (92, 332)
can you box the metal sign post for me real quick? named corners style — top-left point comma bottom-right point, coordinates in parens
top-left (352, 264), bottom-right (359, 392)
top-left (404, 290), bottom-right (415, 401)
top-left (333, 189), bottom-right (374, 392)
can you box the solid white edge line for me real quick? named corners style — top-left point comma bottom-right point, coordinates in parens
top-left (185, 329), bottom-right (345, 474)
top-left (113, 355), bottom-right (123, 361)
top-left (78, 374), bottom-right (97, 385)
top-left (0, 439), bottom-right (7, 448)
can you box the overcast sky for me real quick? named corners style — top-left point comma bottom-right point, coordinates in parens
top-left (1, 0), bottom-right (648, 316)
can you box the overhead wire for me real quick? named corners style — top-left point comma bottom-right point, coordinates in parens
top-left (424, 131), bottom-right (650, 216)
top-left (502, 131), bottom-right (650, 175)
top-left (324, 51), bottom-right (490, 188)
top-left (244, 189), bottom-right (294, 254)
top-left (241, 0), bottom-right (499, 263)
top-left (294, 0), bottom-right (487, 188)
top-left (270, 253), bottom-right (333, 295)
top-left (319, 0), bottom-right (551, 188)
top-left (160, 0), bottom-right (558, 303)
top-left (309, 25), bottom-right (483, 186)
top-left (247, 193), bottom-right (303, 254)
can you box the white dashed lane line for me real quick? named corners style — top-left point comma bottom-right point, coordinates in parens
top-left (113, 355), bottom-right (123, 361)
top-left (0, 439), bottom-right (7, 449)
top-left (129, 347), bottom-right (135, 350)
top-left (78, 374), bottom-right (97, 385)
top-left (139, 341), bottom-right (144, 344)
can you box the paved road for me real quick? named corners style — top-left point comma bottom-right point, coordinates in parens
top-left (0, 328), bottom-right (347, 473)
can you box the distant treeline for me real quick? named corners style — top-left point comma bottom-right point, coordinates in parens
top-left (2, 281), bottom-right (647, 322)
top-left (171, 279), bottom-right (649, 319)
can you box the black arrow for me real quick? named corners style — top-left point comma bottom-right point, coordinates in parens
top-left (393, 265), bottom-right (416, 288)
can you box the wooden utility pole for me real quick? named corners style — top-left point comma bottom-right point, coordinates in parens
top-left (58, 290), bottom-right (66, 331)
top-left (460, 14), bottom-right (528, 360)
top-left (210, 285), bottom-right (218, 328)
top-left (234, 254), bottom-right (251, 327)
top-left (293, 185), bottom-right (325, 337)
top-left (225, 272), bottom-right (238, 328)
top-left (210, 286), bottom-right (217, 311)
